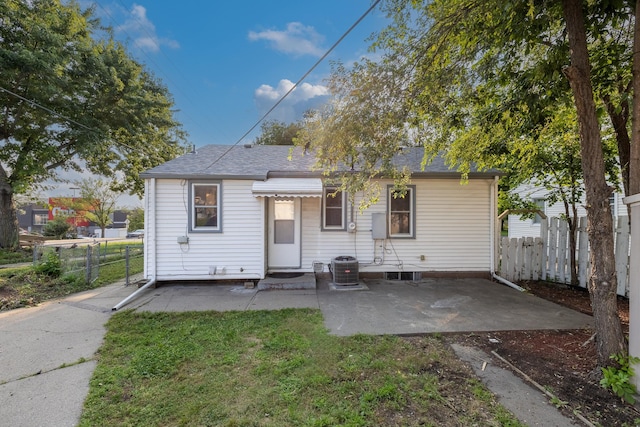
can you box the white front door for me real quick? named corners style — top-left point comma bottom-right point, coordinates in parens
top-left (268, 198), bottom-right (301, 268)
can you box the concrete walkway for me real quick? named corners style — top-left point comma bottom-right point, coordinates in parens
top-left (0, 274), bottom-right (590, 426)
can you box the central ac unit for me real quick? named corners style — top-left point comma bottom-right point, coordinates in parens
top-left (331, 256), bottom-right (359, 285)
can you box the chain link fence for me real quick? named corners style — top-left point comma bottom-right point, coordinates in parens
top-left (33, 241), bottom-right (143, 284)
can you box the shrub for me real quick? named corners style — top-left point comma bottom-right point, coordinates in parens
top-left (42, 217), bottom-right (72, 239)
top-left (600, 353), bottom-right (640, 404)
top-left (35, 251), bottom-right (62, 277)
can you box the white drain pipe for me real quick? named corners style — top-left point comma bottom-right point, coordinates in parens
top-left (112, 278), bottom-right (157, 311)
top-left (492, 272), bottom-right (526, 292)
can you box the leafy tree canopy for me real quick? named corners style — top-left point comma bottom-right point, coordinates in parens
top-left (254, 119), bottom-right (304, 146)
top-left (0, 0), bottom-right (187, 248)
top-left (0, 0), bottom-right (187, 195)
top-left (297, 0), bottom-right (632, 196)
top-left (69, 178), bottom-right (119, 236)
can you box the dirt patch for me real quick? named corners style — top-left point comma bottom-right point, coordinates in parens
top-left (447, 280), bottom-right (640, 426)
top-left (0, 285), bottom-right (21, 311)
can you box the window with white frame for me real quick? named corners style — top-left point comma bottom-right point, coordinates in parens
top-left (33, 212), bottom-right (48, 225)
top-left (388, 186), bottom-right (415, 238)
top-left (191, 182), bottom-right (221, 232)
top-left (322, 187), bottom-right (345, 230)
top-left (532, 198), bottom-right (545, 224)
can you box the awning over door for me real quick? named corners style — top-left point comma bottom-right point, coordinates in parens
top-left (252, 178), bottom-right (323, 198)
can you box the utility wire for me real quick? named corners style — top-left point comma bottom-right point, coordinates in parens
top-left (2, 0), bottom-right (382, 163)
top-left (0, 86), bottom-right (140, 153)
top-left (206, 0), bottom-right (382, 169)
top-left (0, 86), bottom-right (93, 132)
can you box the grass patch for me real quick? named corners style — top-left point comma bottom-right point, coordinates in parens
top-left (81, 309), bottom-right (525, 427)
top-left (0, 248), bottom-right (32, 265)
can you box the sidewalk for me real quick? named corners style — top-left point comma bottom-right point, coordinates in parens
top-left (0, 276), bottom-right (141, 427)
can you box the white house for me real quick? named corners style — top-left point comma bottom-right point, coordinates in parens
top-left (507, 183), bottom-right (628, 238)
top-left (139, 144), bottom-right (502, 283)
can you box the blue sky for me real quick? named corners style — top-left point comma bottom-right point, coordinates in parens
top-left (91, 1), bottom-right (387, 147)
top-left (46, 1), bottom-right (386, 206)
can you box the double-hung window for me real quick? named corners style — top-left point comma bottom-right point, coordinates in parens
top-left (532, 198), bottom-right (545, 224)
top-left (322, 187), bottom-right (346, 230)
top-left (33, 212), bottom-right (48, 225)
top-left (388, 185), bottom-right (415, 238)
top-left (190, 182), bottom-right (221, 232)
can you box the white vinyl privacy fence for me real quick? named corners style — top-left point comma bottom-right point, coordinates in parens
top-left (499, 217), bottom-right (631, 296)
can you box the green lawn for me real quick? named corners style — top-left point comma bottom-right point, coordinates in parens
top-left (81, 309), bottom-right (523, 427)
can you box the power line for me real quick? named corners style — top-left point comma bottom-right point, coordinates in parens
top-left (207, 0), bottom-right (382, 169)
top-left (0, 86), bottom-right (93, 132)
top-left (234, 0), bottom-right (382, 147)
top-left (0, 86), bottom-right (141, 153)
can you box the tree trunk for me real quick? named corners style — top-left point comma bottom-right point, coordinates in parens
top-left (604, 98), bottom-right (630, 200)
top-left (0, 166), bottom-right (19, 250)
top-left (562, 0), bottom-right (626, 367)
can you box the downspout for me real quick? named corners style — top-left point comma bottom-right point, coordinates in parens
top-left (113, 178), bottom-right (159, 310)
top-left (147, 178), bottom-right (157, 281)
top-left (490, 177), bottom-right (497, 275)
top-left (112, 278), bottom-right (157, 311)
top-left (492, 272), bottom-right (526, 292)
top-left (490, 176), bottom-right (526, 292)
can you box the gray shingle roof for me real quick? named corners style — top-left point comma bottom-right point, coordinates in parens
top-left (140, 144), bottom-right (500, 179)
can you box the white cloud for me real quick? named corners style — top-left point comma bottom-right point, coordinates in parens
top-left (116, 4), bottom-right (179, 53)
top-left (254, 79), bottom-right (329, 123)
top-left (248, 22), bottom-right (325, 57)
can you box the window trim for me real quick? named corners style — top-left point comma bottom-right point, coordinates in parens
top-left (189, 181), bottom-right (222, 233)
top-left (321, 186), bottom-right (346, 231)
top-left (532, 198), bottom-right (545, 225)
top-left (32, 211), bottom-right (49, 226)
top-left (387, 185), bottom-right (416, 239)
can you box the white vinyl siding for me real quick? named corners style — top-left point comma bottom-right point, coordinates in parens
top-left (507, 183), bottom-right (628, 239)
top-left (149, 179), bottom-right (265, 280)
top-left (146, 177), bottom-right (496, 280)
top-left (302, 179), bottom-right (494, 273)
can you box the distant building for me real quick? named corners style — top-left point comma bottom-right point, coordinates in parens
top-left (507, 183), bottom-right (627, 238)
top-left (17, 203), bottom-right (49, 234)
top-left (17, 202), bottom-right (130, 237)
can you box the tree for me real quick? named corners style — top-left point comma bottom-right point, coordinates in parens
top-left (69, 178), bottom-right (119, 238)
top-left (126, 207), bottom-right (145, 232)
top-left (254, 119), bottom-right (304, 146)
top-left (561, 0), bottom-right (625, 363)
top-left (42, 216), bottom-right (72, 240)
top-left (297, 0), bottom-right (632, 368)
top-left (0, 0), bottom-right (187, 249)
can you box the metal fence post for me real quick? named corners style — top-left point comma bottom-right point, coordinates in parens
top-left (125, 245), bottom-right (130, 286)
top-left (86, 244), bottom-right (92, 284)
